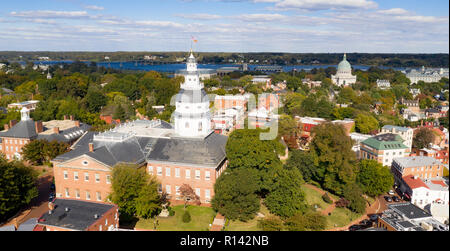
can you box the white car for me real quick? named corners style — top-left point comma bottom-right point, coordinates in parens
top-left (388, 190), bottom-right (395, 195)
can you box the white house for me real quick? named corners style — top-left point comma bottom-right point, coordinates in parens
top-left (401, 175), bottom-right (449, 210)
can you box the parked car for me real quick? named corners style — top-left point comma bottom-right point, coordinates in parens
top-left (349, 225), bottom-right (363, 231)
top-left (392, 196), bottom-right (400, 202)
top-left (384, 196), bottom-right (393, 202)
top-left (49, 192), bottom-right (55, 202)
top-left (388, 190), bottom-right (395, 195)
top-left (359, 219), bottom-right (372, 228)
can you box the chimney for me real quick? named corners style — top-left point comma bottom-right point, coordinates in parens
top-left (64, 115), bottom-right (68, 120)
top-left (35, 121), bottom-right (44, 134)
top-left (89, 143), bottom-right (94, 152)
top-left (74, 121), bottom-right (80, 127)
top-left (4, 124), bottom-right (9, 130)
top-left (53, 127), bottom-right (60, 134)
top-left (9, 120), bottom-right (17, 128)
top-left (70, 115), bottom-right (74, 121)
top-left (94, 214), bottom-right (99, 219)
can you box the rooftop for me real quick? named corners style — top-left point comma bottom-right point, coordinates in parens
top-left (393, 156), bottom-right (443, 168)
top-left (382, 125), bottom-right (411, 132)
top-left (38, 199), bottom-right (116, 231)
top-left (362, 133), bottom-right (408, 150)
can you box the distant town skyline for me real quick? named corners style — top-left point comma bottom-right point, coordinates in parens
top-left (0, 0), bottom-right (448, 53)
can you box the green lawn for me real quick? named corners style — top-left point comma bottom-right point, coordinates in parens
top-left (224, 204), bottom-right (272, 231)
top-left (325, 207), bottom-right (363, 229)
top-left (135, 205), bottom-right (216, 231)
top-left (301, 184), bottom-right (332, 212)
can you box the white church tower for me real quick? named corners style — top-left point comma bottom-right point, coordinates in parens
top-left (174, 50), bottom-right (212, 137)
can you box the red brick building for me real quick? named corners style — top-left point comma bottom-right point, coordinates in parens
top-left (0, 108), bottom-right (90, 161)
top-left (35, 199), bottom-right (119, 231)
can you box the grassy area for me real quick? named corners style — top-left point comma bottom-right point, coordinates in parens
top-left (224, 203), bottom-right (272, 231)
top-left (301, 184), bottom-right (332, 211)
top-left (135, 205), bottom-right (216, 231)
top-left (325, 207), bottom-right (363, 229)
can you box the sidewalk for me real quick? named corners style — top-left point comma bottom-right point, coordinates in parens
top-left (210, 213), bottom-right (225, 231)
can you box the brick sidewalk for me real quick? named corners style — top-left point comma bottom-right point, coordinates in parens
top-left (210, 213), bottom-right (225, 231)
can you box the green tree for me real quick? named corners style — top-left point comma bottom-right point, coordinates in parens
top-left (113, 104), bottom-right (127, 121)
top-left (357, 160), bottom-right (394, 197)
top-left (284, 211), bottom-right (327, 231)
top-left (211, 168), bottom-right (260, 221)
top-left (109, 164), bottom-right (161, 222)
top-left (134, 175), bottom-right (162, 219)
top-left (257, 216), bottom-right (285, 231)
top-left (225, 129), bottom-right (283, 193)
top-left (285, 149), bottom-right (318, 182)
top-left (264, 168), bottom-right (306, 218)
top-left (309, 123), bottom-right (358, 195)
top-left (343, 183), bottom-right (366, 214)
top-left (0, 157), bottom-right (38, 222)
top-left (355, 113), bottom-right (379, 134)
top-left (22, 140), bottom-right (69, 165)
top-left (84, 89), bottom-right (107, 113)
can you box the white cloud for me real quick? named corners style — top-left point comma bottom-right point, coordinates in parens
top-left (378, 8), bottom-right (409, 15)
top-left (84, 5), bottom-right (105, 11)
top-left (238, 13), bottom-right (287, 22)
top-left (273, 0), bottom-right (378, 11)
top-left (176, 13), bottom-right (222, 20)
top-left (10, 10), bottom-right (91, 19)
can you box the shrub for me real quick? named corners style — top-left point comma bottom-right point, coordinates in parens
top-left (322, 193), bottom-right (332, 204)
top-left (335, 198), bottom-right (350, 208)
top-left (168, 207), bottom-right (175, 216)
top-left (182, 210), bottom-right (191, 223)
top-left (257, 216), bottom-right (285, 231)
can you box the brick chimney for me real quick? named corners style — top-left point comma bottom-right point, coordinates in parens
top-left (89, 143), bottom-right (94, 152)
top-left (64, 115), bottom-right (68, 120)
top-left (74, 121), bottom-right (80, 127)
top-left (9, 120), bottom-right (17, 128)
top-left (70, 115), bottom-right (74, 121)
top-left (4, 124), bottom-right (9, 130)
top-left (53, 127), bottom-right (60, 134)
top-left (35, 121), bottom-right (44, 134)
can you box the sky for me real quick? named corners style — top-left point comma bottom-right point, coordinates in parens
top-left (0, 0), bottom-right (448, 53)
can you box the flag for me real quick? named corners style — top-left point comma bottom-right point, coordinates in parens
top-left (191, 36), bottom-right (198, 43)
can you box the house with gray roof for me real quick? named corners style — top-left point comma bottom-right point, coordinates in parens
top-left (0, 107), bottom-right (90, 161)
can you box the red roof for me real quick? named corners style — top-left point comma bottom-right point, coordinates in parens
top-left (33, 225), bottom-right (45, 231)
top-left (403, 175), bottom-right (429, 190)
top-left (431, 180), bottom-right (447, 188)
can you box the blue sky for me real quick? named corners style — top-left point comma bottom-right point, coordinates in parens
top-left (0, 0), bottom-right (448, 53)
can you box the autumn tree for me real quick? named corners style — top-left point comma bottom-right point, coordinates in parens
top-left (413, 127), bottom-right (436, 149)
top-left (179, 184), bottom-right (200, 208)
